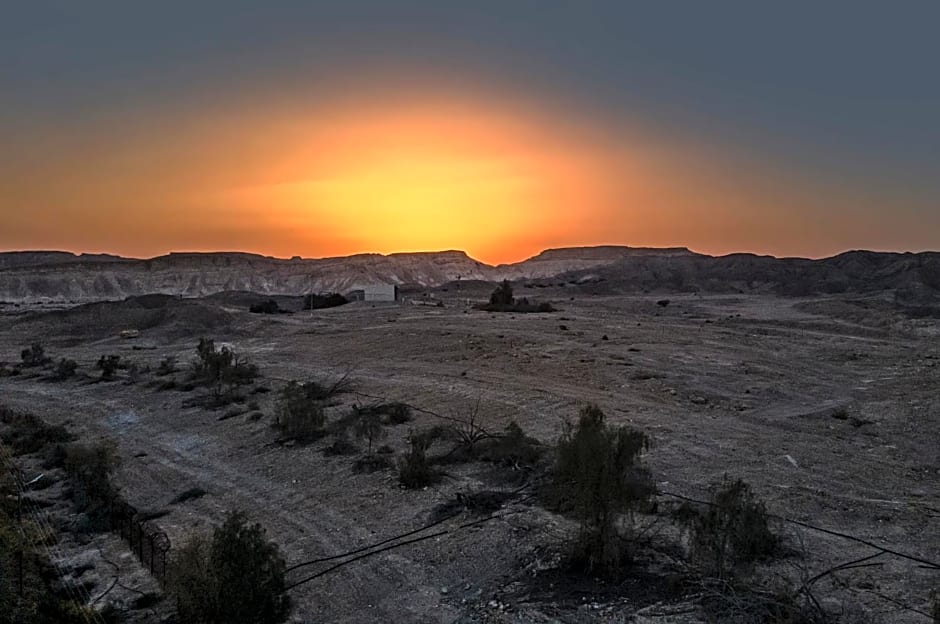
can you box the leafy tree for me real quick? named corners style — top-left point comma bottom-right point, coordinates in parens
top-left (553, 404), bottom-right (654, 575)
top-left (170, 511), bottom-right (290, 624)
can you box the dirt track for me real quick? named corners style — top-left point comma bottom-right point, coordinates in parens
top-left (1, 293), bottom-right (938, 622)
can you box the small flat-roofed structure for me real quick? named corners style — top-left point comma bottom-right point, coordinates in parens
top-left (362, 283), bottom-right (398, 302)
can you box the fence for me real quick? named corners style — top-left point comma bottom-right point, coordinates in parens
top-left (108, 496), bottom-right (172, 582)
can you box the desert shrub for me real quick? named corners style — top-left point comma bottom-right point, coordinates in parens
top-left (275, 381), bottom-right (325, 441)
top-left (552, 404), bottom-right (654, 575)
top-left (303, 293), bottom-right (348, 310)
top-left (677, 475), bottom-right (779, 580)
top-left (398, 433), bottom-right (435, 488)
top-left (20, 343), bottom-right (51, 368)
top-left (0, 410), bottom-right (74, 455)
top-left (476, 421), bottom-right (543, 468)
top-left (50, 358), bottom-right (78, 381)
top-left (191, 338), bottom-right (259, 404)
top-left (58, 441), bottom-right (120, 522)
top-left (353, 410), bottom-right (385, 455)
top-left (299, 374), bottom-right (353, 402)
top-left (170, 511), bottom-right (290, 624)
top-left (156, 355), bottom-right (177, 376)
top-left (323, 435), bottom-right (358, 456)
top-left (96, 355), bottom-right (121, 380)
top-left (353, 454), bottom-right (391, 474)
top-left (490, 280), bottom-right (514, 306)
top-left (930, 588), bottom-right (939, 624)
top-left (354, 402), bottom-right (411, 425)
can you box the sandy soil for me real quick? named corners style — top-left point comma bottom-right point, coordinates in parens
top-left (1, 293), bottom-right (938, 623)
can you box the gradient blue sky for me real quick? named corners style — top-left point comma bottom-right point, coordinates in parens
top-left (2, 1), bottom-right (938, 262)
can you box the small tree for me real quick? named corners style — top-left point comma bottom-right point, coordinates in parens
top-left (489, 280), bottom-right (514, 307)
top-left (275, 381), bottom-right (325, 441)
top-left (678, 476), bottom-right (779, 580)
top-left (553, 404), bottom-right (654, 575)
top-left (170, 511), bottom-right (290, 624)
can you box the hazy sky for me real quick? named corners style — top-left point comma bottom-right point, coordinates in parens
top-left (2, 1), bottom-right (938, 263)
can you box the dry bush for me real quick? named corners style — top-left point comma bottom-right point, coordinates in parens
top-left (274, 381), bottom-right (325, 441)
top-left (552, 404), bottom-right (655, 575)
top-left (398, 433), bottom-right (435, 488)
top-left (20, 343), bottom-right (51, 368)
top-left (96, 354), bottom-right (121, 380)
top-left (676, 475), bottom-right (779, 581)
top-left (156, 355), bottom-right (177, 376)
top-left (50, 358), bottom-right (78, 381)
top-left (0, 408), bottom-right (74, 455)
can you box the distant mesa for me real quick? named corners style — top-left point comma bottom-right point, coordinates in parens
top-left (0, 246), bottom-right (937, 303)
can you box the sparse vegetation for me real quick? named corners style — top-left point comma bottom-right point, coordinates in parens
top-left (96, 354), bottom-right (121, 380)
top-left (56, 441), bottom-right (121, 525)
top-left (398, 432), bottom-right (435, 488)
top-left (476, 280), bottom-right (555, 313)
top-left (274, 381), bottom-right (325, 441)
top-left (676, 475), bottom-right (779, 581)
top-left (20, 343), bottom-right (51, 368)
top-left (353, 409), bottom-right (386, 455)
top-left (191, 338), bottom-right (259, 405)
top-left (552, 404), bottom-right (655, 575)
top-left (0, 408), bottom-right (74, 455)
top-left (50, 357), bottom-right (77, 381)
top-left (170, 511), bottom-right (290, 624)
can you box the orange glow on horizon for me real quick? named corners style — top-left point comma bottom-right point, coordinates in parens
top-left (1, 87), bottom-right (929, 264)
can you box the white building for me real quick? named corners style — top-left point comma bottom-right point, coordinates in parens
top-left (362, 283), bottom-right (398, 302)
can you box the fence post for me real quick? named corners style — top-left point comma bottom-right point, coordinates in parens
top-left (17, 549), bottom-right (23, 596)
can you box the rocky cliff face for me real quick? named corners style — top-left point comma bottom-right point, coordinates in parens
top-left (1, 246), bottom-right (937, 303)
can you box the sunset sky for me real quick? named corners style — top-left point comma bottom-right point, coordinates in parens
top-left (2, 2), bottom-right (938, 265)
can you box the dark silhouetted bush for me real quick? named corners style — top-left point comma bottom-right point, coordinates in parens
top-left (552, 404), bottom-right (654, 575)
top-left (398, 433), bottom-right (435, 488)
top-left (676, 475), bottom-right (779, 580)
top-left (191, 338), bottom-right (259, 403)
top-left (0, 409), bottom-right (74, 455)
top-left (51, 358), bottom-right (78, 381)
top-left (170, 511), bottom-right (290, 624)
top-left (275, 381), bottom-right (325, 441)
top-left (96, 355), bottom-right (121, 381)
top-left (477, 281), bottom-right (555, 313)
top-left (353, 410), bottom-right (385, 455)
top-left (20, 343), bottom-right (51, 368)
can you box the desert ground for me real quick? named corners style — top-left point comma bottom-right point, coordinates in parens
top-left (1, 289), bottom-right (938, 623)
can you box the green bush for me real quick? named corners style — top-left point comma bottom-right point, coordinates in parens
top-left (275, 381), bottom-right (325, 441)
top-left (552, 404), bottom-right (654, 575)
top-left (170, 511), bottom-right (290, 624)
top-left (677, 475), bottom-right (779, 580)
